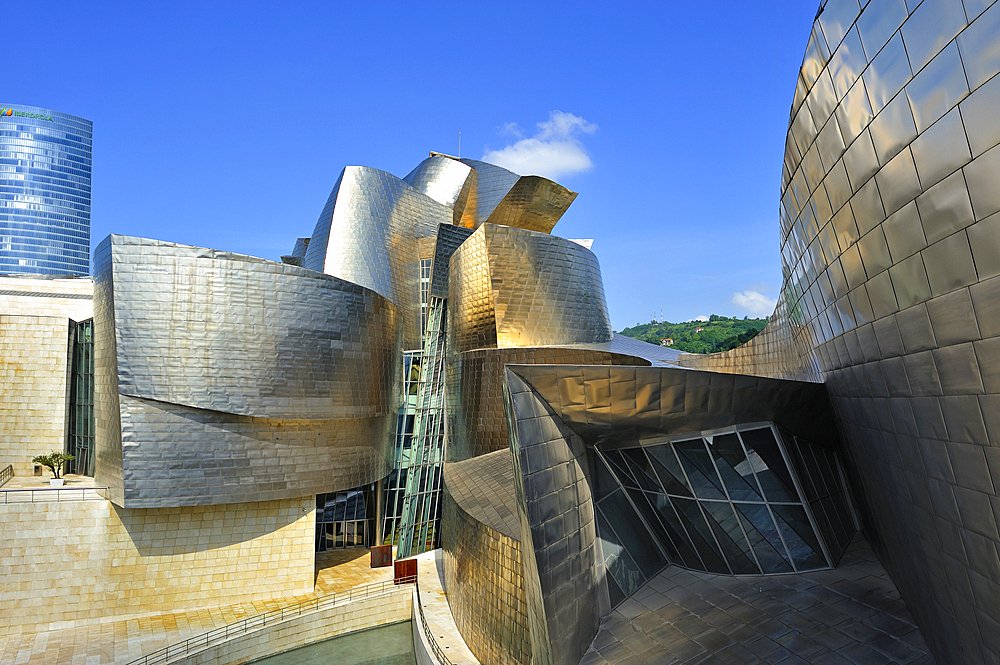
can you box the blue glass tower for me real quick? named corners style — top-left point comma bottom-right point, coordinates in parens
top-left (0, 104), bottom-right (92, 275)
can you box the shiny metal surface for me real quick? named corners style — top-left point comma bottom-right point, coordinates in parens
top-left (93, 235), bottom-right (399, 508)
top-left (441, 451), bottom-right (531, 665)
top-left (676, 2), bottom-right (1000, 661)
top-left (302, 166), bottom-right (450, 348)
top-left (449, 224), bottom-right (613, 354)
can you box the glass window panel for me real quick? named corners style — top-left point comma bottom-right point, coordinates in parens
top-left (771, 504), bottom-right (827, 570)
top-left (701, 501), bottom-right (759, 574)
top-left (739, 428), bottom-right (799, 502)
top-left (674, 439), bottom-right (727, 500)
top-left (708, 433), bottom-right (765, 501)
top-left (623, 487), bottom-right (679, 561)
top-left (648, 493), bottom-right (705, 569)
top-left (734, 504), bottom-right (794, 573)
top-left (595, 499), bottom-right (647, 597)
top-left (601, 449), bottom-right (641, 489)
top-left (620, 448), bottom-right (664, 492)
top-left (605, 567), bottom-right (626, 608)
top-left (599, 488), bottom-right (668, 579)
top-left (673, 497), bottom-right (729, 573)
top-left (591, 451), bottom-right (622, 502)
top-left (645, 444), bottom-right (693, 496)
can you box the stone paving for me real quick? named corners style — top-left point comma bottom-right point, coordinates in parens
top-left (582, 536), bottom-right (936, 665)
top-left (0, 547), bottom-right (394, 665)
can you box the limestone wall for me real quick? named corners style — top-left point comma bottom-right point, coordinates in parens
top-left (0, 495), bottom-right (315, 636)
top-left (0, 315), bottom-right (73, 475)
top-left (0, 277), bottom-right (94, 477)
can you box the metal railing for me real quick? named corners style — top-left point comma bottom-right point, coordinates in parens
top-left (0, 465), bottom-right (12, 488)
top-left (126, 575), bottom-right (416, 665)
top-left (414, 582), bottom-right (455, 665)
top-left (1, 486), bottom-right (109, 503)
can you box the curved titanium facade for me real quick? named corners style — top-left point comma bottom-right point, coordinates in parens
top-left (94, 235), bottom-right (399, 508)
top-left (449, 224), bottom-right (613, 353)
top-left (676, 2), bottom-right (1000, 662)
top-left (302, 166), bottom-right (450, 348)
top-left (0, 104), bottom-right (92, 276)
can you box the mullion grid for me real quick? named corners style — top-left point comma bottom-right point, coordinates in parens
top-left (381, 350), bottom-right (422, 546)
top-left (599, 423), bottom-right (834, 576)
top-left (396, 297), bottom-right (448, 557)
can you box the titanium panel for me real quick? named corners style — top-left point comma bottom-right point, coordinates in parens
top-left (483, 176), bottom-right (578, 234)
top-left (93, 235), bottom-right (398, 508)
top-left (449, 224), bottom-right (613, 354)
top-left (302, 165), bottom-right (451, 347)
top-left (674, 2), bottom-right (1000, 660)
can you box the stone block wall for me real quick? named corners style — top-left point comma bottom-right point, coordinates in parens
top-left (0, 315), bottom-right (73, 476)
top-left (0, 495), bottom-right (315, 636)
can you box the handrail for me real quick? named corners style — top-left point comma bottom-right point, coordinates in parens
top-left (414, 581), bottom-right (455, 665)
top-left (0, 465), bottom-right (12, 488)
top-left (126, 575), bottom-right (416, 665)
top-left (1, 486), bottom-right (109, 503)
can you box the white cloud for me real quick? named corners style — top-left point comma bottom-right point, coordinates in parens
top-left (732, 290), bottom-right (777, 318)
top-left (482, 111), bottom-right (597, 180)
top-left (694, 315), bottom-right (709, 322)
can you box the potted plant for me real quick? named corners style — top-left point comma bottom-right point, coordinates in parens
top-left (31, 452), bottom-right (75, 487)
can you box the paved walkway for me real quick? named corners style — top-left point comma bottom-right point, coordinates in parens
top-left (581, 536), bottom-right (935, 665)
top-left (414, 549), bottom-right (479, 664)
top-left (0, 547), bottom-right (394, 665)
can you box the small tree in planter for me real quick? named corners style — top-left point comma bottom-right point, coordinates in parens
top-left (32, 452), bottom-right (75, 486)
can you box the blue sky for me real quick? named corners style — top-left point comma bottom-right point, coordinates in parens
top-left (6, 1), bottom-right (819, 330)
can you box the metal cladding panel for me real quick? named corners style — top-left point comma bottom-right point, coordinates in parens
top-left (94, 235), bottom-right (399, 508)
top-left (483, 176), bottom-right (578, 234)
top-left (449, 224), bottom-right (613, 354)
top-left (117, 395), bottom-right (392, 508)
top-left (447, 347), bottom-right (648, 463)
top-left (504, 369), bottom-right (601, 665)
top-left (441, 450), bottom-right (531, 665)
top-left (459, 159), bottom-right (521, 227)
top-left (402, 155), bottom-right (476, 226)
top-left (678, 2), bottom-right (1000, 662)
top-left (505, 366), bottom-right (837, 451)
top-left (429, 223), bottom-right (475, 299)
top-left (105, 235), bottom-right (400, 421)
top-left (302, 166), bottom-right (451, 347)
top-left (93, 236), bottom-right (123, 504)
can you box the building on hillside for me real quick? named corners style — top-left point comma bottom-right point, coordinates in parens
top-left (0, 105), bottom-right (93, 276)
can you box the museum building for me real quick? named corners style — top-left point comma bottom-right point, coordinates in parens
top-left (5, 1), bottom-right (1000, 663)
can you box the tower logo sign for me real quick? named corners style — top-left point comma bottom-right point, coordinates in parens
top-left (0, 108), bottom-right (54, 121)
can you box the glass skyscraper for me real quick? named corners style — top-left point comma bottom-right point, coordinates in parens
top-left (0, 104), bottom-right (92, 275)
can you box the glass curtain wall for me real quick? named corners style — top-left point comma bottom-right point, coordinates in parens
top-left (395, 295), bottom-right (449, 557)
top-left (67, 318), bottom-right (94, 476)
top-left (592, 423), bottom-right (857, 605)
top-left (315, 484), bottom-right (376, 551)
top-left (381, 350), bottom-right (421, 546)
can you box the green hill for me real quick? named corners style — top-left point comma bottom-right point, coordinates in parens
top-left (617, 314), bottom-right (768, 354)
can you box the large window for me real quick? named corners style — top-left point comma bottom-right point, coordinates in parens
top-left (592, 423), bottom-right (857, 598)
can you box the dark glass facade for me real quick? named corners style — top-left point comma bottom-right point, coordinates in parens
top-left (0, 104), bottom-right (92, 276)
top-left (68, 318), bottom-right (95, 476)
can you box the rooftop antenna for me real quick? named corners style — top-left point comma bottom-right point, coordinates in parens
top-left (458, 131), bottom-right (461, 159)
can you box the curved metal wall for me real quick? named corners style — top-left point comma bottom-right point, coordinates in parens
top-left (449, 224), bottom-right (613, 354)
top-left (303, 166), bottom-right (450, 347)
top-left (94, 235), bottom-right (398, 508)
top-left (680, 2), bottom-right (1000, 662)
